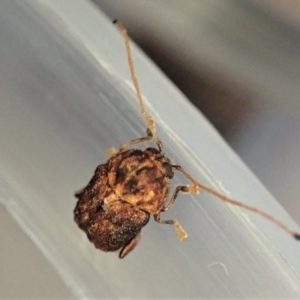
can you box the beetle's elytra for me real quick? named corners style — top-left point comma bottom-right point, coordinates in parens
top-left (74, 20), bottom-right (300, 259)
top-left (74, 148), bottom-right (175, 258)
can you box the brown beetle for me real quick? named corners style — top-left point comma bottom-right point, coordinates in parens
top-left (74, 20), bottom-right (300, 258)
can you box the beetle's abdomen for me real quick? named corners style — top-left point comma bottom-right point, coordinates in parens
top-left (108, 149), bottom-right (170, 214)
top-left (86, 198), bottom-right (149, 252)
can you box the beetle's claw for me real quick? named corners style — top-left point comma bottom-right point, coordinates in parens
top-left (174, 219), bottom-right (188, 241)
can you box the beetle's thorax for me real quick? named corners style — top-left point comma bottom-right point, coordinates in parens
top-left (107, 148), bottom-right (173, 214)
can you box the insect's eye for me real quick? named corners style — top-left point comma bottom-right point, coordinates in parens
top-left (146, 147), bottom-right (160, 154)
top-left (163, 162), bottom-right (174, 179)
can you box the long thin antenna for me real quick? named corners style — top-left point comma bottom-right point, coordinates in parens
top-left (113, 20), bottom-right (147, 121)
top-left (173, 165), bottom-right (300, 240)
top-left (201, 183), bottom-right (300, 239)
top-left (113, 20), bottom-right (300, 242)
top-left (113, 20), bottom-right (160, 148)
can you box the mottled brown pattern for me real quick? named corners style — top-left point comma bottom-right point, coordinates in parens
top-left (86, 198), bottom-right (149, 253)
top-left (74, 164), bottom-right (108, 230)
top-left (108, 148), bottom-right (172, 214)
top-left (74, 148), bottom-right (174, 257)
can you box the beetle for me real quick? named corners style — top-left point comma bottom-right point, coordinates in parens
top-left (74, 20), bottom-right (300, 258)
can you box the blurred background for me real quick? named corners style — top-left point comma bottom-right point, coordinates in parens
top-left (2, 0), bottom-right (300, 297)
top-left (93, 0), bottom-right (300, 223)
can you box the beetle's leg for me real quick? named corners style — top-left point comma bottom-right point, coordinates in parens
top-left (119, 126), bottom-right (163, 152)
top-left (160, 165), bottom-right (201, 212)
top-left (74, 187), bottom-right (85, 198)
top-left (172, 164), bottom-right (300, 240)
top-left (107, 147), bottom-right (117, 156)
top-left (172, 165), bottom-right (201, 193)
top-left (119, 233), bottom-right (141, 258)
top-left (119, 128), bottom-right (153, 151)
top-left (154, 214), bottom-right (187, 241)
top-left (161, 185), bottom-right (193, 212)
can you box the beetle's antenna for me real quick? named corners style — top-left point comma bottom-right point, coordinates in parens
top-left (173, 165), bottom-right (300, 241)
top-left (201, 183), bottom-right (300, 240)
top-left (113, 20), bottom-right (161, 150)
